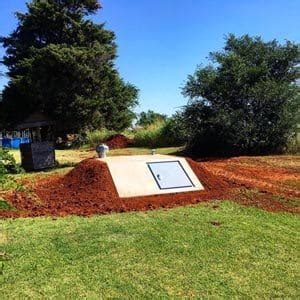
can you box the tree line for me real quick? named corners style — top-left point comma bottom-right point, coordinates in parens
top-left (1, 0), bottom-right (299, 155)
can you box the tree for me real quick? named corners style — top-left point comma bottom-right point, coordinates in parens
top-left (0, 0), bottom-right (138, 135)
top-left (137, 110), bottom-right (167, 127)
top-left (182, 34), bottom-right (300, 156)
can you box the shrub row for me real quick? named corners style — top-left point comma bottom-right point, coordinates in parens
top-left (83, 117), bottom-right (187, 149)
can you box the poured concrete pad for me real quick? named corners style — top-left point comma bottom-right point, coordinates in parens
top-left (99, 155), bottom-right (204, 197)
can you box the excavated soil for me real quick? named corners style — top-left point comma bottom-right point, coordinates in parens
top-left (105, 134), bottom-right (132, 149)
top-left (1, 158), bottom-right (233, 218)
top-left (1, 156), bottom-right (299, 218)
top-left (201, 156), bottom-right (300, 213)
top-left (201, 157), bottom-right (300, 198)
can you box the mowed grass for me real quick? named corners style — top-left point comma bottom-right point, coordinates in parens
top-left (1, 201), bottom-right (299, 298)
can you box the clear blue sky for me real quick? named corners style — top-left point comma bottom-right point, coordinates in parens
top-left (0, 0), bottom-right (299, 115)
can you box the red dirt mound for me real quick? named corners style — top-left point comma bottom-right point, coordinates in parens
top-left (3, 156), bottom-right (298, 218)
top-left (105, 134), bottom-right (132, 149)
top-left (2, 158), bottom-right (233, 218)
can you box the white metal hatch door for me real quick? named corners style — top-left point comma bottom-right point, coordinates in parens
top-left (147, 160), bottom-right (195, 190)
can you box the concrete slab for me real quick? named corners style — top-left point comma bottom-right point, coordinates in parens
top-left (99, 155), bottom-right (204, 197)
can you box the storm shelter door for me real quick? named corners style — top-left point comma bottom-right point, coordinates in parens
top-left (147, 161), bottom-right (195, 190)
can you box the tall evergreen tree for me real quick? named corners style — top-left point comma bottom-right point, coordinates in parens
top-left (0, 0), bottom-right (138, 134)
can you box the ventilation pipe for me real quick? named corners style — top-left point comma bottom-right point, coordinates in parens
top-left (96, 144), bottom-right (109, 158)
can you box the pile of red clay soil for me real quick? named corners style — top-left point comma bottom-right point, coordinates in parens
top-left (1, 158), bottom-right (233, 218)
top-left (105, 134), bottom-right (132, 149)
top-left (2, 156), bottom-right (299, 218)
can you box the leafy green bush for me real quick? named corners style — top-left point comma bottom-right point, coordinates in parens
top-left (160, 113), bottom-right (188, 146)
top-left (133, 122), bottom-right (164, 148)
top-left (0, 199), bottom-right (14, 210)
top-left (133, 118), bottom-right (186, 148)
top-left (182, 35), bottom-right (299, 156)
top-left (0, 148), bottom-right (22, 176)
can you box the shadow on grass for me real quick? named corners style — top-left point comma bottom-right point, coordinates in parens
top-left (24, 161), bottom-right (77, 174)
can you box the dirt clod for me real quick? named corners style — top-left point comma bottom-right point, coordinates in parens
top-left (210, 221), bottom-right (221, 226)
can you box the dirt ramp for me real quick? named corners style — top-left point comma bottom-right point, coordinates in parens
top-left (2, 158), bottom-right (232, 218)
top-left (60, 159), bottom-right (118, 197)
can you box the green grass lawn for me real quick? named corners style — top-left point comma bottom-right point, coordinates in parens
top-left (1, 201), bottom-right (299, 298)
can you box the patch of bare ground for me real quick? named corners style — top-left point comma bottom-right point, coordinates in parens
top-left (1, 156), bottom-right (299, 218)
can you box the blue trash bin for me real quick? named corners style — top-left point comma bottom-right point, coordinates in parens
top-left (11, 138), bottom-right (22, 149)
top-left (2, 138), bottom-right (11, 148)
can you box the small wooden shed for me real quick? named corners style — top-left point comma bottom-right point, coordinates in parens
top-left (16, 112), bottom-right (56, 171)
